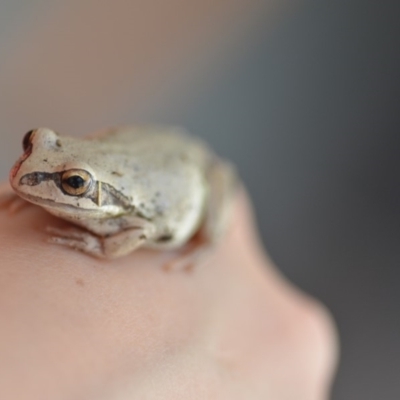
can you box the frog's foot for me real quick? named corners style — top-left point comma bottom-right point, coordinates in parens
top-left (46, 226), bottom-right (104, 257)
top-left (46, 224), bottom-right (151, 259)
top-left (163, 247), bottom-right (208, 273)
top-left (0, 190), bottom-right (32, 214)
top-left (163, 232), bottom-right (210, 273)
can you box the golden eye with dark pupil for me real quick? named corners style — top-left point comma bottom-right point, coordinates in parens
top-left (61, 169), bottom-right (92, 196)
top-left (66, 175), bottom-right (85, 189)
top-left (22, 129), bottom-right (35, 152)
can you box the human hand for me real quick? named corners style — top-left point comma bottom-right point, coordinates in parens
top-left (0, 185), bottom-right (338, 399)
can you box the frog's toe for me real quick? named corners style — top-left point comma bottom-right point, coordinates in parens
top-left (46, 226), bottom-right (89, 239)
top-left (8, 197), bottom-right (32, 214)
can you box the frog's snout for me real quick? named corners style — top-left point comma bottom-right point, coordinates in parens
top-left (9, 157), bottom-right (25, 181)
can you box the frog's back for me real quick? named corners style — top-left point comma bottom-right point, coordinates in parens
top-left (91, 125), bottom-right (212, 169)
top-left (84, 126), bottom-right (215, 245)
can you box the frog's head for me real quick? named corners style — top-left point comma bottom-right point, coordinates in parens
top-left (10, 128), bottom-right (132, 219)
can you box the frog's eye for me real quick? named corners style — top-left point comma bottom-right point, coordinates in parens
top-left (22, 129), bottom-right (35, 152)
top-left (61, 169), bottom-right (93, 196)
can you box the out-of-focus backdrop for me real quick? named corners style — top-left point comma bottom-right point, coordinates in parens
top-left (0, 1), bottom-right (399, 399)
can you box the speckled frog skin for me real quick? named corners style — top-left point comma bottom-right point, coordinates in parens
top-left (8, 126), bottom-right (236, 259)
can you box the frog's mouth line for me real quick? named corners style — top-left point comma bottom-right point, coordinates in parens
top-left (15, 189), bottom-right (143, 225)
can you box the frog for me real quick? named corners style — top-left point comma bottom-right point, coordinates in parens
top-left (2, 126), bottom-right (236, 260)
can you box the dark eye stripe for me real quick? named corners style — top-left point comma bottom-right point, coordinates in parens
top-left (19, 170), bottom-right (135, 211)
top-left (20, 171), bottom-right (57, 186)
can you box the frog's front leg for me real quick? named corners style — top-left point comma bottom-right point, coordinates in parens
top-left (46, 220), bottom-right (155, 259)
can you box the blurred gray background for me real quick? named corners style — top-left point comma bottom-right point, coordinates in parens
top-left (0, 0), bottom-right (399, 398)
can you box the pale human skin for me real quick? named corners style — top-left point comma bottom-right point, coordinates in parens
top-left (0, 185), bottom-right (338, 399)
